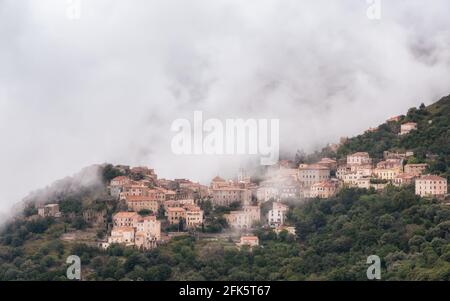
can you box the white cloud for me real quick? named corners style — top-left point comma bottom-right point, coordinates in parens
top-left (0, 0), bottom-right (449, 212)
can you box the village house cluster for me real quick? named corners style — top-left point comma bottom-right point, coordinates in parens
top-left (249, 120), bottom-right (447, 204)
top-left (107, 212), bottom-right (161, 250)
top-left (100, 119), bottom-right (446, 251)
top-left (267, 202), bottom-right (289, 227)
top-left (210, 173), bottom-right (254, 206)
top-left (104, 165), bottom-right (298, 250)
top-left (105, 166), bottom-right (207, 250)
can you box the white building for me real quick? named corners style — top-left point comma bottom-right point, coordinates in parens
top-left (237, 236), bottom-right (259, 249)
top-left (225, 205), bottom-right (261, 229)
top-left (108, 227), bottom-right (135, 246)
top-left (38, 204), bottom-right (61, 218)
top-left (400, 122), bottom-right (417, 135)
top-left (256, 185), bottom-right (279, 202)
top-left (298, 164), bottom-right (330, 187)
top-left (347, 152), bottom-right (372, 165)
top-left (267, 202), bottom-right (289, 227)
top-left (415, 175), bottom-right (447, 198)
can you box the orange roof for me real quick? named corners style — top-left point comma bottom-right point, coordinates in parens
top-left (417, 175), bottom-right (446, 181)
top-left (113, 212), bottom-right (139, 219)
top-left (153, 187), bottom-right (175, 194)
top-left (396, 173), bottom-right (416, 179)
top-left (212, 176), bottom-right (226, 182)
top-left (312, 181), bottom-right (336, 188)
top-left (185, 206), bottom-right (202, 212)
top-left (124, 183), bottom-right (147, 188)
top-left (167, 207), bottom-right (186, 213)
top-left (112, 226), bottom-right (134, 232)
top-left (241, 236), bottom-right (258, 241)
top-left (111, 176), bottom-right (129, 182)
top-left (126, 195), bottom-right (157, 202)
top-left (298, 164), bottom-right (329, 170)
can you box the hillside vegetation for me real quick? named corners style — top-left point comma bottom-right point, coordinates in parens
top-left (1, 186), bottom-right (449, 280)
top-left (336, 95), bottom-right (449, 180)
top-left (0, 95), bottom-right (449, 280)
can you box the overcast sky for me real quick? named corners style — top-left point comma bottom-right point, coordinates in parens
top-left (1, 0), bottom-right (450, 213)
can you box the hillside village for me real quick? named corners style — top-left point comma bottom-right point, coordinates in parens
top-left (0, 96), bottom-right (449, 280)
top-left (34, 115), bottom-right (448, 252)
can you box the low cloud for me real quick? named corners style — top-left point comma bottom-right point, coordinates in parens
top-left (0, 0), bottom-right (449, 213)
